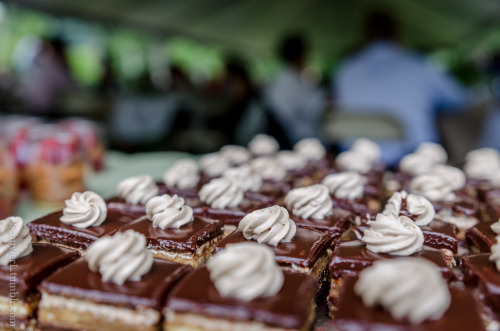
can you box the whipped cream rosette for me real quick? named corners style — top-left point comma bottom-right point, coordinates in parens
top-left (222, 165), bottom-right (262, 192)
top-left (362, 213), bottom-right (424, 256)
top-left (490, 236), bottom-right (500, 271)
top-left (0, 216), bottom-right (33, 266)
top-left (248, 134), bottom-right (279, 156)
top-left (117, 175), bottom-right (159, 205)
top-left (86, 230), bottom-right (153, 285)
top-left (336, 138), bottom-right (381, 173)
top-left (322, 171), bottom-right (366, 200)
top-left (238, 206), bottom-right (296, 246)
top-left (383, 191), bottom-right (435, 227)
top-left (284, 184), bottom-right (333, 220)
top-left (464, 147), bottom-right (500, 181)
top-left (354, 258), bottom-right (451, 324)
top-left (276, 151), bottom-right (308, 171)
top-left (250, 156), bottom-right (287, 181)
top-left (199, 152), bottom-right (230, 178)
top-left (293, 138), bottom-right (326, 161)
top-left (399, 142), bottom-right (447, 176)
top-left (207, 242), bottom-right (284, 301)
top-left (163, 159), bottom-right (199, 189)
top-left (146, 194), bottom-right (194, 229)
top-left (60, 191), bottom-right (107, 228)
top-left (199, 177), bottom-right (244, 209)
top-left (219, 145), bottom-right (251, 165)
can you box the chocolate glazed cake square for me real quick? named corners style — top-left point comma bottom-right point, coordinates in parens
top-left (215, 228), bottom-right (332, 284)
top-left (466, 220), bottom-right (497, 253)
top-left (290, 208), bottom-right (354, 246)
top-left (28, 210), bottom-right (137, 251)
top-left (0, 244), bottom-right (79, 330)
top-left (328, 240), bottom-right (455, 316)
top-left (334, 277), bottom-right (485, 331)
top-left (117, 216), bottom-right (224, 267)
top-left (38, 258), bottom-right (191, 331)
top-left (461, 253), bottom-right (500, 329)
top-left (164, 266), bottom-right (317, 331)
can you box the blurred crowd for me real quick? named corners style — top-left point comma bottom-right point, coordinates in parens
top-left (1, 10), bottom-right (500, 164)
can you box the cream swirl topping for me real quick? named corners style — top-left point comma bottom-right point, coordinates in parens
top-left (117, 175), bottom-right (159, 205)
top-left (238, 206), bottom-right (296, 245)
top-left (351, 138), bottom-right (381, 162)
top-left (293, 138), bottom-right (326, 161)
top-left (354, 258), bottom-right (451, 324)
top-left (207, 242), bottom-right (284, 301)
top-left (60, 191), bottom-right (107, 228)
top-left (490, 236), bottom-right (500, 271)
top-left (86, 230), bottom-right (153, 285)
top-left (219, 145), bottom-right (251, 165)
top-left (199, 177), bottom-right (244, 209)
top-left (223, 165), bottom-right (262, 192)
top-left (415, 142), bottom-right (447, 163)
top-left (429, 165), bottom-right (465, 191)
top-left (250, 157), bottom-right (287, 180)
top-left (145, 194), bottom-right (194, 229)
top-left (464, 148), bottom-right (500, 181)
top-left (321, 171), bottom-right (366, 200)
top-left (284, 184), bottom-right (333, 220)
top-left (0, 217), bottom-right (32, 266)
top-left (383, 191), bottom-right (435, 227)
top-left (248, 134), bottom-right (279, 156)
top-left (163, 159), bottom-right (200, 189)
top-left (491, 219), bottom-right (500, 235)
top-left (410, 174), bottom-right (455, 202)
top-left (277, 151), bottom-right (307, 170)
top-left (336, 151), bottom-right (373, 173)
top-left (362, 213), bottom-right (424, 256)
top-left (199, 152), bottom-right (230, 178)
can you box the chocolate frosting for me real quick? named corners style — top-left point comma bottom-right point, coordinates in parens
top-left (215, 228), bottom-right (331, 268)
top-left (461, 253), bottom-right (500, 315)
top-left (29, 210), bottom-right (136, 249)
top-left (329, 240), bottom-right (454, 281)
top-left (204, 199), bottom-right (266, 225)
top-left (335, 277), bottom-right (485, 331)
top-left (466, 221), bottom-right (497, 253)
top-left (166, 266), bottom-right (317, 330)
top-left (290, 208), bottom-right (353, 244)
top-left (40, 258), bottom-right (191, 309)
top-left (106, 196), bottom-right (205, 218)
top-left (118, 216), bottom-right (223, 253)
top-left (0, 243), bottom-right (79, 299)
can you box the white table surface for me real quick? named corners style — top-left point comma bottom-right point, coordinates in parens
top-left (17, 150), bottom-right (197, 223)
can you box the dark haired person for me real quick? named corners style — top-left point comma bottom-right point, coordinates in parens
top-left (264, 33), bottom-right (326, 148)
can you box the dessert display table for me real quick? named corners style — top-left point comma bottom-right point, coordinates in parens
top-left (17, 150), bottom-right (196, 223)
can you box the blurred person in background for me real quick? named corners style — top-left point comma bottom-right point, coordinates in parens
top-left (264, 33), bottom-right (326, 149)
top-left (333, 10), bottom-right (468, 165)
top-left (20, 37), bottom-right (79, 115)
top-left (477, 52), bottom-right (500, 150)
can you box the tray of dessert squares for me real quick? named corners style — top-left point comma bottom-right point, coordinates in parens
top-left (2, 135), bottom-right (500, 330)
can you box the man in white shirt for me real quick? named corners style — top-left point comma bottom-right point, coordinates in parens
top-left (264, 34), bottom-right (326, 147)
top-left (334, 11), bottom-right (467, 164)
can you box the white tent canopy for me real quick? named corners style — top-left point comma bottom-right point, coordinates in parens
top-left (10, 0), bottom-right (500, 56)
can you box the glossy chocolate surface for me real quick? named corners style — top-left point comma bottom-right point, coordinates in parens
top-left (0, 243), bottom-right (79, 299)
top-left (41, 258), bottom-right (191, 309)
top-left (204, 199), bottom-right (265, 225)
top-left (291, 208), bottom-right (353, 243)
top-left (166, 266), bottom-right (317, 330)
top-left (157, 182), bottom-right (200, 199)
top-left (329, 240), bottom-right (453, 281)
top-left (335, 277), bottom-right (485, 331)
top-left (466, 221), bottom-right (497, 253)
top-left (118, 216), bottom-right (223, 252)
top-left (107, 196), bottom-right (204, 217)
top-left (29, 210), bottom-right (136, 249)
top-left (461, 254), bottom-right (500, 314)
top-left (214, 228), bottom-right (331, 268)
